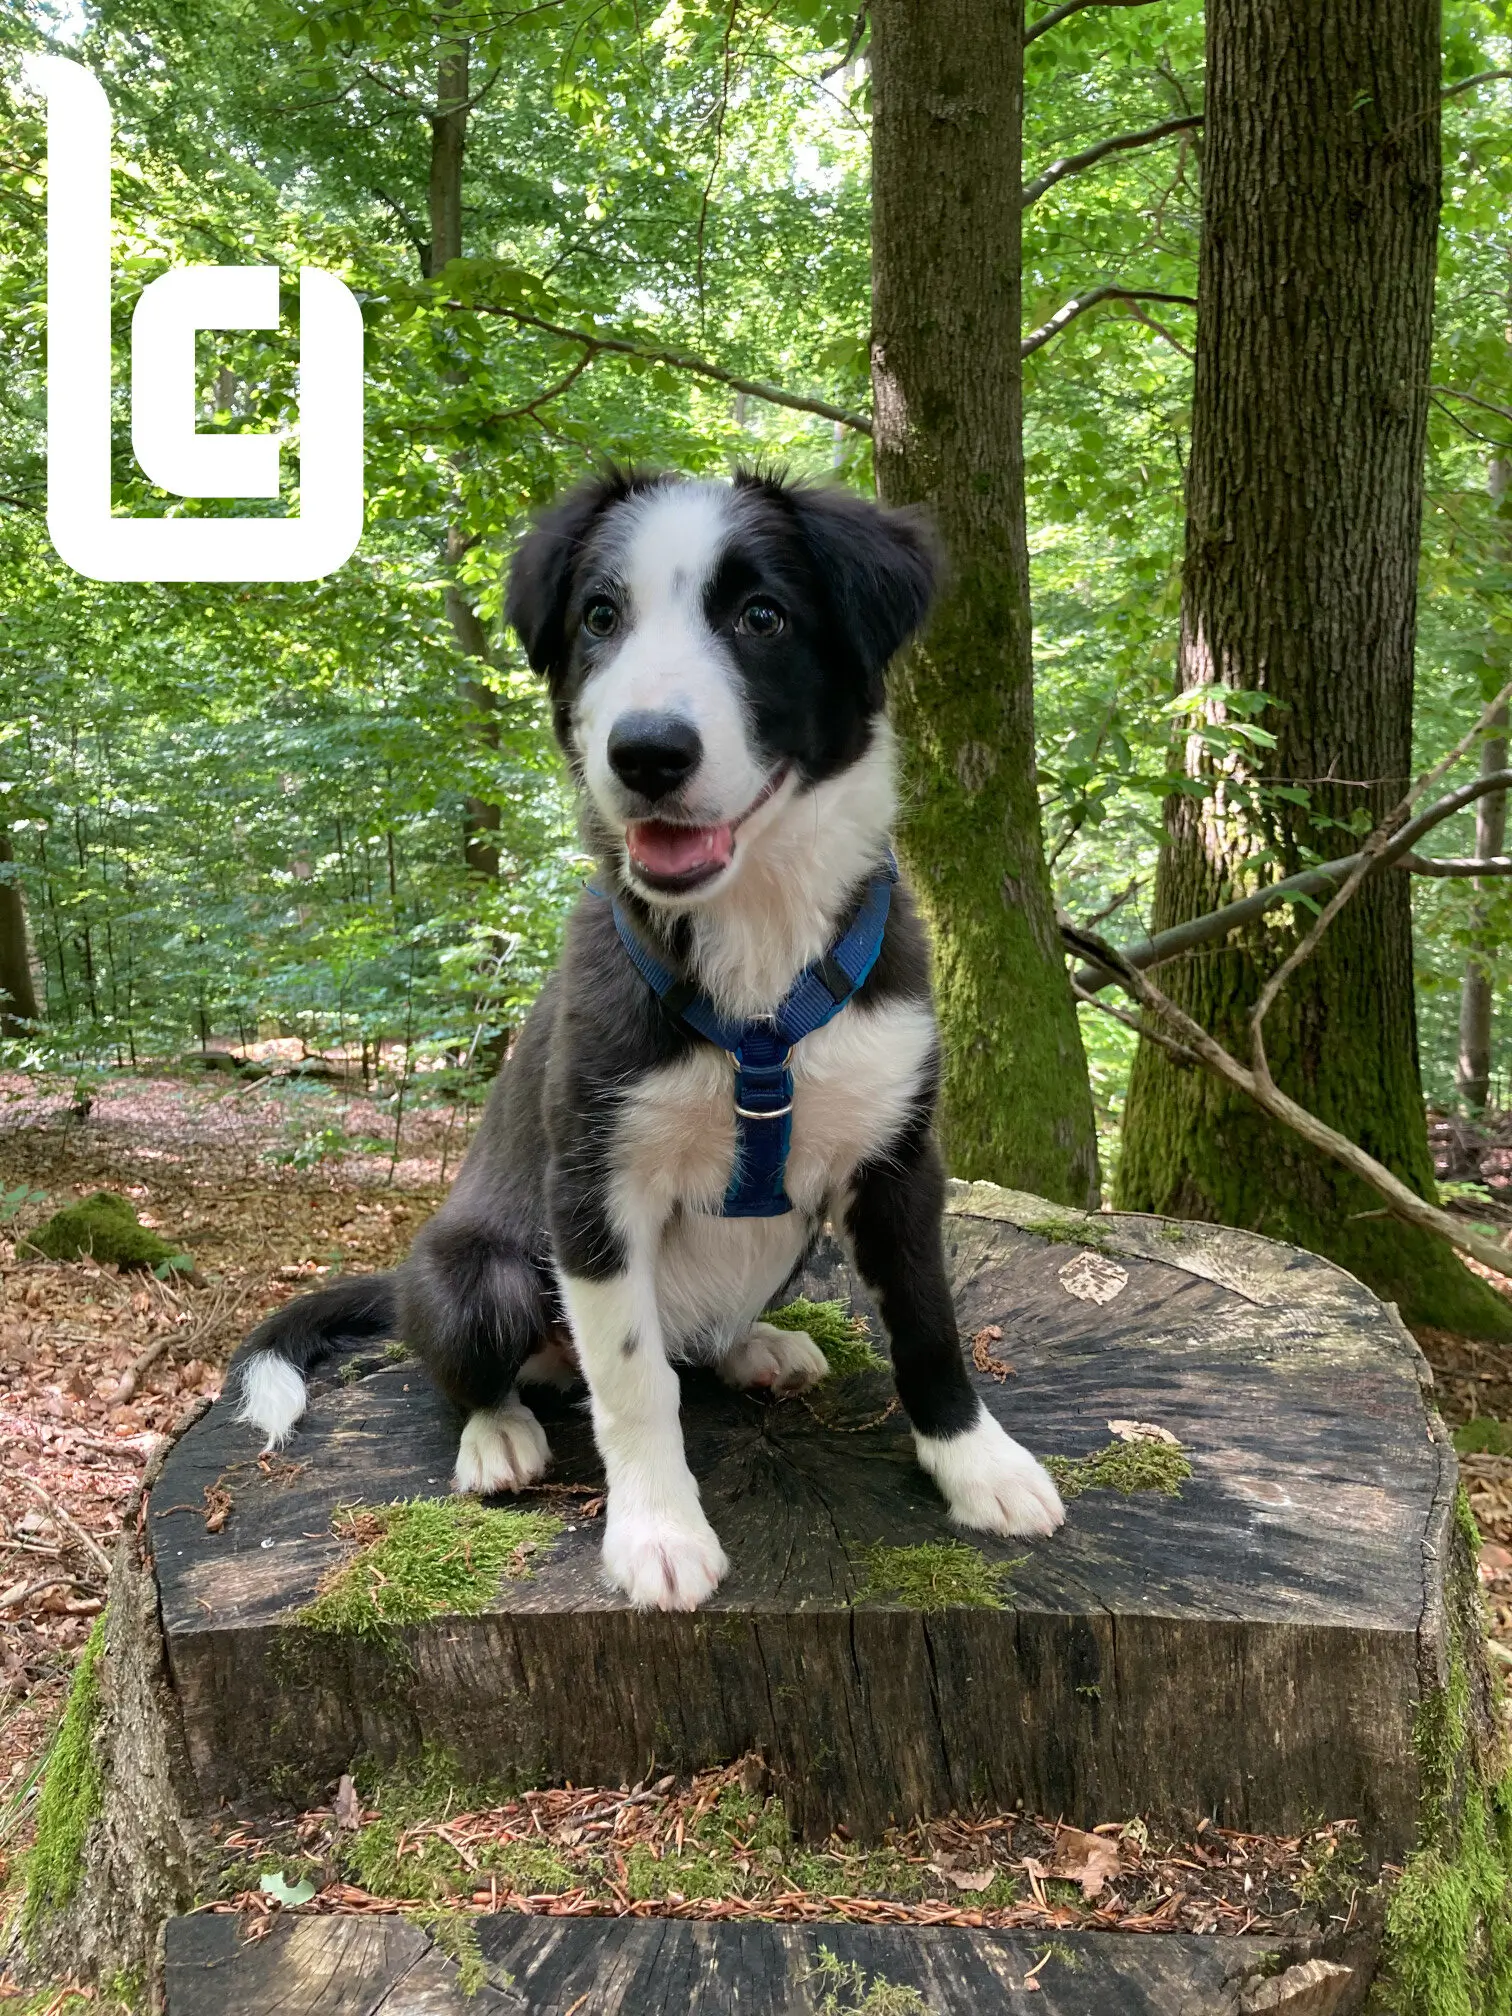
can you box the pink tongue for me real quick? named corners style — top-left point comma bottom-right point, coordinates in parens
top-left (627, 819), bottom-right (734, 878)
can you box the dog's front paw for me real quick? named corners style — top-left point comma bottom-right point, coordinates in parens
top-left (915, 1412), bottom-right (1065, 1539)
top-left (602, 1508), bottom-right (729, 1610)
top-left (453, 1399), bottom-right (551, 1495)
top-left (720, 1321), bottom-right (830, 1395)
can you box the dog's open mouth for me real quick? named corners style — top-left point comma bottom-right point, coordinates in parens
top-left (625, 766), bottom-right (789, 893)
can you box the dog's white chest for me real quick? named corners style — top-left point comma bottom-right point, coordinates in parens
top-left (605, 999), bottom-right (936, 1349)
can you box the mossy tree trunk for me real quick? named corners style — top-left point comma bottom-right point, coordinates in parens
top-left (1115, 0), bottom-right (1512, 1335)
top-left (0, 825), bottom-right (41, 1035)
top-left (869, 0), bottom-right (1099, 1206)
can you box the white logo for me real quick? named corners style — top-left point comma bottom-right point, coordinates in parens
top-left (26, 57), bottom-right (364, 583)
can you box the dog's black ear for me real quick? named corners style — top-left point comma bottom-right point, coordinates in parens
top-left (505, 469), bottom-right (653, 681)
top-left (782, 483), bottom-right (942, 699)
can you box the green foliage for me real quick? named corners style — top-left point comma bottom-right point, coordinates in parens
top-left (764, 1298), bottom-right (884, 1376)
top-left (1045, 1436), bottom-right (1192, 1501)
top-left (21, 1615), bottom-right (105, 1940)
top-left (855, 1541), bottom-right (1017, 1612)
top-left (295, 1499), bottom-right (562, 1638)
top-left (24, 1191), bottom-right (187, 1271)
top-left (0, 1181), bottom-right (46, 1224)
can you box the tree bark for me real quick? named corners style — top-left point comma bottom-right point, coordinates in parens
top-left (1116, 0), bottom-right (1511, 1334)
top-left (426, 23), bottom-right (501, 882)
top-left (869, 0), bottom-right (1099, 1205)
top-left (1457, 453), bottom-right (1511, 1114)
top-left (0, 826), bottom-right (41, 1035)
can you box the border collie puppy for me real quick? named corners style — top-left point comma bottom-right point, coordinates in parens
top-left (231, 469), bottom-right (1064, 1610)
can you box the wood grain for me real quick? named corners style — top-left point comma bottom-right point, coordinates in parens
top-left (150, 1184), bottom-right (1451, 1849)
top-left (163, 1914), bottom-right (1285, 2015)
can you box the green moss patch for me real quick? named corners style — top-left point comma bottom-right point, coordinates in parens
top-left (24, 1192), bottom-right (190, 1273)
top-left (295, 1499), bottom-right (562, 1638)
top-left (1045, 1437), bottom-right (1191, 1501)
top-left (22, 1615), bottom-right (105, 1940)
top-left (855, 1540), bottom-right (1016, 1611)
top-left (810, 1947), bottom-right (929, 2015)
top-left (1374, 1483), bottom-right (1512, 2014)
top-left (404, 1910), bottom-right (490, 1997)
top-left (764, 1298), bottom-right (885, 1377)
top-left (1454, 1418), bottom-right (1512, 1458)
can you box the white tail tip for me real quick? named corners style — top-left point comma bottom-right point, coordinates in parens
top-left (234, 1351), bottom-right (307, 1451)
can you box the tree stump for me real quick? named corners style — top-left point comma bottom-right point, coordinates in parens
top-left (14, 1183), bottom-right (1506, 2011)
top-left (148, 1182), bottom-right (1454, 1848)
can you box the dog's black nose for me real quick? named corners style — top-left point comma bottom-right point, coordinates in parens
top-left (607, 712), bottom-right (703, 801)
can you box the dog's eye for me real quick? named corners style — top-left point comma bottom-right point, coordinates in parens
top-left (582, 599), bottom-right (619, 640)
top-left (737, 599), bottom-right (784, 638)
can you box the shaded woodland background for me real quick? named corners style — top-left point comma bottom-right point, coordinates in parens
top-left (1, 0), bottom-right (1512, 1334)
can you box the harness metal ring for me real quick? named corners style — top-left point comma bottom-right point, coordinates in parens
top-left (734, 1100), bottom-right (795, 1120)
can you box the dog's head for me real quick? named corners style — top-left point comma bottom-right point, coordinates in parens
top-left (505, 468), bottom-right (938, 905)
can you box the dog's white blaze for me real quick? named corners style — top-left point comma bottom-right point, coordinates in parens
top-left (235, 1350), bottom-right (307, 1451)
top-left (688, 724), bottom-right (900, 1017)
top-left (575, 485), bottom-right (767, 845)
top-left (556, 1264), bottom-right (729, 1610)
top-left (915, 1412), bottom-right (1066, 1540)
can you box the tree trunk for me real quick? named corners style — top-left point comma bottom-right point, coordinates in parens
top-left (868, 0), bottom-right (1099, 1206)
top-left (1116, 0), bottom-right (1511, 1335)
top-left (1457, 453), bottom-right (1511, 1114)
top-left (0, 826), bottom-right (41, 1035)
top-left (426, 24), bottom-right (501, 883)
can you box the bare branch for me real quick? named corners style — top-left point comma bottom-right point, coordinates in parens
top-left (819, 2), bottom-right (870, 78)
top-left (1442, 68), bottom-right (1512, 104)
top-left (450, 299), bottom-right (874, 434)
top-left (1248, 678), bottom-right (1512, 1072)
top-left (1066, 926), bottom-right (1512, 1288)
top-left (1021, 286), bottom-right (1197, 359)
top-left (1070, 976), bottom-right (1198, 1066)
top-left (1399, 853), bottom-right (1512, 877)
top-left (1068, 766), bottom-right (1512, 992)
top-left (1025, 0), bottom-right (1166, 47)
top-left (1122, 299), bottom-right (1194, 359)
top-left (1431, 383), bottom-right (1512, 427)
top-left (1023, 113), bottom-right (1202, 207)
top-left (479, 350), bottom-right (598, 427)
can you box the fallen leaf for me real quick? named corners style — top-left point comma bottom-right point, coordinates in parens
top-left (1048, 1825), bottom-right (1122, 1900)
top-left (1108, 1419), bottom-right (1180, 1446)
top-left (1058, 1251), bottom-right (1128, 1304)
top-left (928, 1863), bottom-right (997, 1893)
top-left (259, 1871), bottom-right (316, 1907)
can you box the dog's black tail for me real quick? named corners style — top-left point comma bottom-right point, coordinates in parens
top-left (228, 1272), bottom-right (398, 1449)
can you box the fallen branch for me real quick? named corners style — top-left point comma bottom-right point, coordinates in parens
top-left (1021, 286), bottom-right (1197, 358)
top-left (1069, 767), bottom-right (1512, 992)
top-left (18, 1473), bottom-right (112, 1580)
top-left (111, 1279), bottom-right (249, 1405)
top-left (1066, 924), bottom-right (1512, 1285)
top-left (1023, 114), bottom-right (1202, 207)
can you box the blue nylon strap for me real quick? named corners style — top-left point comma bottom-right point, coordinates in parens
top-left (608, 854), bottom-right (896, 1217)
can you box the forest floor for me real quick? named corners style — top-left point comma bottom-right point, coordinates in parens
top-left (1, 1068), bottom-right (1511, 1970)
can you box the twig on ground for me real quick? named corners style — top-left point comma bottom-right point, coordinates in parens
top-left (17, 1472), bottom-right (113, 1578)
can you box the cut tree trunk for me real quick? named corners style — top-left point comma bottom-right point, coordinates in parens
top-left (1115, 0), bottom-right (1512, 1336)
top-left (869, 0), bottom-right (1099, 1207)
top-left (15, 1194), bottom-right (1506, 2010)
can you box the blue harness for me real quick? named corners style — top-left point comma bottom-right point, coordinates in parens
top-left (607, 855), bottom-right (897, 1218)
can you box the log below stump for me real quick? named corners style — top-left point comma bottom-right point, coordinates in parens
top-left (146, 1182), bottom-right (1457, 1855)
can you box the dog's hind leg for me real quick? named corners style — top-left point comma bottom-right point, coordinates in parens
top-left (397, 1217), bottom-right (554, 1496)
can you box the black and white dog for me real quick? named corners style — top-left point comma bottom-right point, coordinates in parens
top-left (231, 468), bottom-right (1064, 1610)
